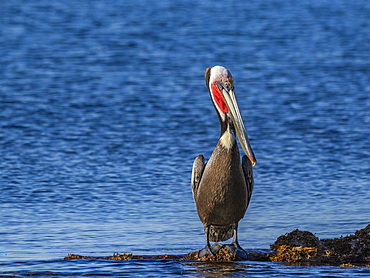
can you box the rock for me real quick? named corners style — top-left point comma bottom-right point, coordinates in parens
top-left (270, 229), bottom-right (321, 250)
top-left (64, 224), bottom-right (370, 266)
top-left (270, 224), bottom-right (370, 266)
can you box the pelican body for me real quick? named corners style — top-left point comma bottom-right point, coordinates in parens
top-left (191, 66), bottom-right (256, 258)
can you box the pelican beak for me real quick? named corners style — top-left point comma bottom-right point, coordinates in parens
top-left (216, 80), bottom-right (257, 166)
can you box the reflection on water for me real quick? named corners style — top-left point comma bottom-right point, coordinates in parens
top-left (0, 0), bottom-right (369, 276)
top-left (188, 261), bottom-right (249, 277)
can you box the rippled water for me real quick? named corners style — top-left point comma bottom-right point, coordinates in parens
top-left (1, 0), bottom-right (369, 276)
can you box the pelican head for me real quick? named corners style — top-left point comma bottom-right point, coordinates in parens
top-left (205, 66), bottom-right (256, 166)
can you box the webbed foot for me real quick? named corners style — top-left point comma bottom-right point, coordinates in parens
top-left (198, 243), bottom-right (224, 258)
top-left (198, 245), bottom-right (214, 258)
top-left (224, 243), bottom-right (248, 259)
top-left (210, 243), bottom-right (223, 254)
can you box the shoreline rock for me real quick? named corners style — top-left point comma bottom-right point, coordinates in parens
top-left (64, 224), bottom-right (370, 266)
top-left (270, 224), bottom-right (369, 266)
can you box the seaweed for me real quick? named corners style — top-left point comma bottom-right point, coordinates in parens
top-left (270, 224), bottom-right (370, 266)
top-left (65, 224), bottom-right (370, 266)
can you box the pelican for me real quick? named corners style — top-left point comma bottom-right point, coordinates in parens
top-left (191, 66), bottom-right (256, 259)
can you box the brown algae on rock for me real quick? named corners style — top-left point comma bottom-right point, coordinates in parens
top-left (270, 224), bottom-right (370, 266)
top-left (65, 248), bottom-right (252, 262)
top-left (65, 224), bottom-right (369, 266)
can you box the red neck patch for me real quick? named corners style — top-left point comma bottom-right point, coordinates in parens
top-left (211, 83), bottom-right (228, 114)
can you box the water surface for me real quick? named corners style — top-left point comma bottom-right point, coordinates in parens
top-left (0, 0), bottom-right (369, 276)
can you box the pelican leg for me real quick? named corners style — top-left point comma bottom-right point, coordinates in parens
top-left (224, 223), bottom-right (248, 259)
top-left (198, 225), bottom-right (219, 258)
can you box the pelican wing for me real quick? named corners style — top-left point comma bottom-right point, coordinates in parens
top-left (242, 155), bottom-right (254, 207)
top-left (191, 154), bottom-right (205, 201)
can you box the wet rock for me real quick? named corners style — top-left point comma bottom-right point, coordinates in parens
top-left (196, 247), bottom-right (242, 262)
top-left (64, 224), bottom-right (370, 266)
top-left (321, 224), bottom-right (370, 263)
top-left (270, 224), bottom-right (370, 266)
top-left (65, 252), bottom-right (145, 261)
top-left (65, 249), bottom-right (259, 262)
top-left (270, 229), bottom-right (321, 250)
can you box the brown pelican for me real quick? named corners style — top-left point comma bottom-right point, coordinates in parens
top-left (191, 66), bottom-right (256, 259)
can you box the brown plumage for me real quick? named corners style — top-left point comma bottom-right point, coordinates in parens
top-left (192, 133), bottom-right (253, 242)
top-left (191, 66), bottom-right (255, 258)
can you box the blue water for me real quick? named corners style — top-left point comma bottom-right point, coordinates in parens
top-left (1, 0), bottom-right (369, 277)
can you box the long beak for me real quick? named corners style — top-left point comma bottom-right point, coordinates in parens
top-left (217, 83), bottom-right (257, 166)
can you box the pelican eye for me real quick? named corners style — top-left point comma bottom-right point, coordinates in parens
top-left (229, 77), bottom-right (234, 87)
